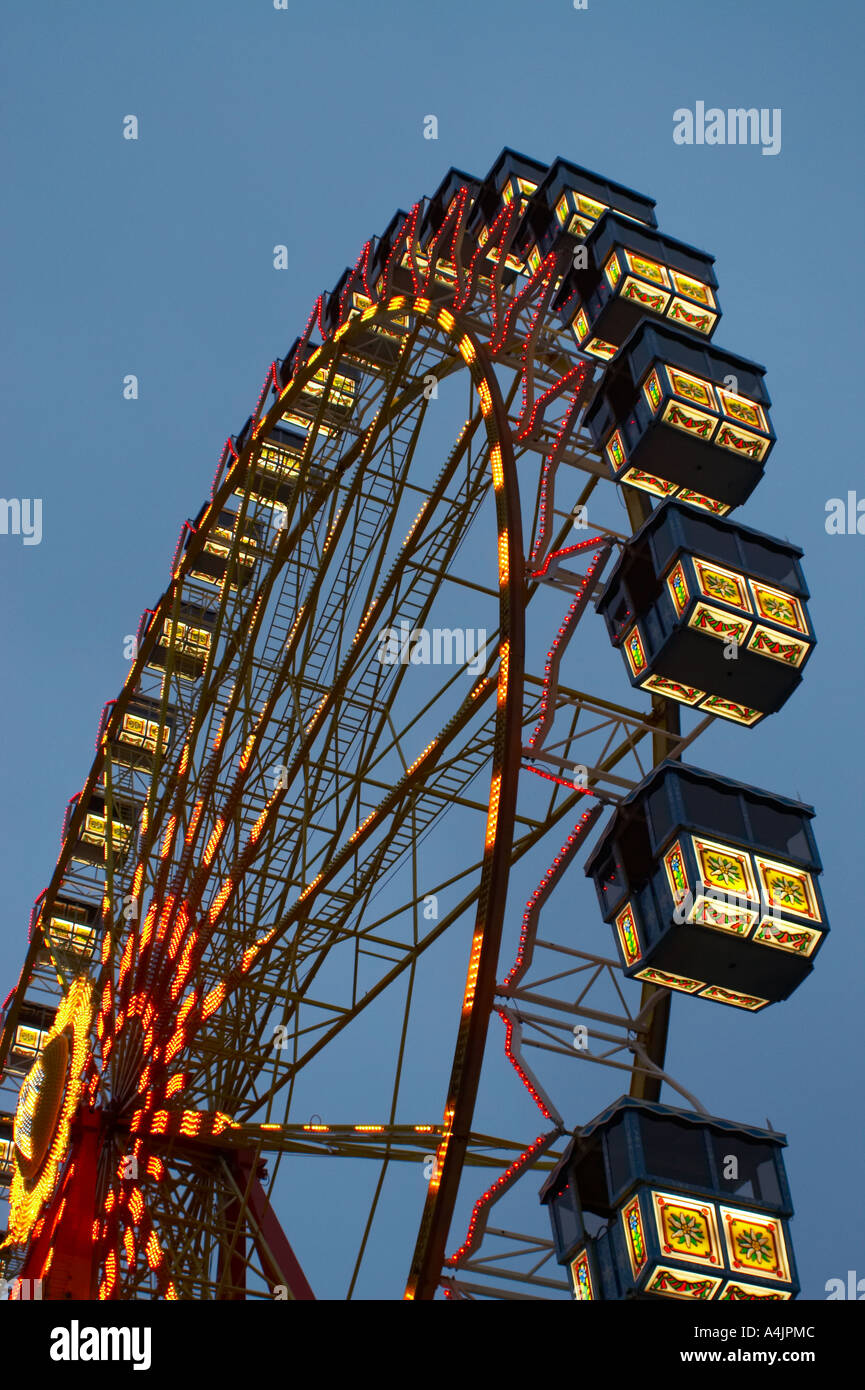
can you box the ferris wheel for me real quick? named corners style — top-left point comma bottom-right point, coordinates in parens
top-left (0, 149), bottom-right (825, 1302)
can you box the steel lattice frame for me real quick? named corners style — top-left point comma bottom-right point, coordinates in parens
top-left (1, 153), bottom-right (735, 1301)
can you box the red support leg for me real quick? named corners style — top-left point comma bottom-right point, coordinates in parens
top-left (19, 1109), bottom-right (101, 1300)
top-left (235, 1153), bottom-right (315, 1300)
top-left (216, 1175), bottom-right (247, 1299)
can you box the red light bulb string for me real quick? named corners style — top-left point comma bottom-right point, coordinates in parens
top-left (525, 542), bottom-right (611, 755)
top-left (445, 792), bottom-right (605, 1269)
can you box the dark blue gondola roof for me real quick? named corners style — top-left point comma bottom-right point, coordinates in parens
top-left (539, 1095), bottom-right (788, 1202)
top-left (584, 760), bottom-right (817, 878)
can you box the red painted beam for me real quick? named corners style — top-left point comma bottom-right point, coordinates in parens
top-left (19, 1110), bottom-right (101, 1300)
top-left (215, 1181), bottom-right (247, 1300)
top-left (236, 1154), bottom-right (315, 1301)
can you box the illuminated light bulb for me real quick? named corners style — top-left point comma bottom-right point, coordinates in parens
top-left (208, 878), bottom-right (234, 922)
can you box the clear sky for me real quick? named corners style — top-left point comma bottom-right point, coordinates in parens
top-left (0, 0), bottom-right (862, 1299)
